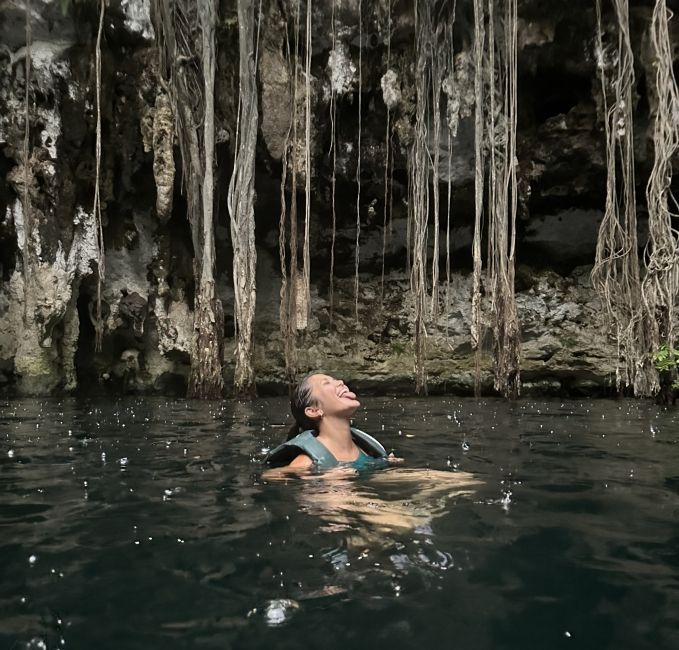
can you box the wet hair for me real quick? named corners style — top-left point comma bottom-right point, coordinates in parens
top-left (286, 373), bottom-right (320, 440)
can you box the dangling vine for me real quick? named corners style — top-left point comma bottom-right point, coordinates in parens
top-left (411, 0), bottom-right (434, 395)
top-left (354, 0), bottom-right (363, 322)
top-left (228, 0), bottom-right (262, 395)
top-left (289, 0), bottom-right (300, 336)
top-left (93, 0), bottom-right (106, 353)
top-left (279, 21), bottom-right (296, 384)
top-left (487, 0), bottom-right (521, 398)
top-left (328, 0), bottom-right (337, 321)
top-left (641, 0), bottom-right (679, 396)
top-left (301, 0), bottom-right (312, 327)
top-left (21, 0), bottom-right (33, 323)
top-left (445, 19), bottom-right (455, 335)
top-left (153, 0), bottom-right (225, 398)
top-left (471, 0), bottom-right (485, 397)
top-left (380, 0), bottom-right (392, 308)
top-left (429, 20), bottom-right (444, 321)
top-left (592, 0), bottom-right (645, 394)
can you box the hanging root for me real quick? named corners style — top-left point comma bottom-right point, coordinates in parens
top-left (410, 0), bottom-right (435, 395)
top-left (429, 22), bottom-right (444, 321)
top-left (487, 0), bottom-right (521, 398)
top-left (329, 0), bottom-right (337, 322)
top-left (380, 0), bottom-right (392, 308)
top-left (226, 0), bottom-right (260, 395)
top-left (94, 0), bottom-right (106, 353)
top-left (279, 22), bottom-right (296, 385)
top-left (354, 0), bottom-right (363, 323)
top-left (288, 0), bottom-right (300, 339)
top-left (641, 0), bottom-right (679, 397)
top-left (154, 0), bottom-right (225, 398)
top-left (445, 19), bottom-right (455, 338)
top-left (591, 0), bottom-right (647, 395)
top-left (471, 0), bottom-right (485, 397)
top-left (301, 0), bottom-right (312, 327)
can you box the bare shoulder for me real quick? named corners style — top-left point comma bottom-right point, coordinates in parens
top-left (288, 453), bottom-right (313, 468)
top-left (261, 453), bottom-right (313, 481)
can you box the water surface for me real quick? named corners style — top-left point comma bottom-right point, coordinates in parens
top-left (1, 397), bottom-right (678, 650)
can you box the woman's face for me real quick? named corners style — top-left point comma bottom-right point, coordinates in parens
top-left (306, 374), bottom-right (360, 419)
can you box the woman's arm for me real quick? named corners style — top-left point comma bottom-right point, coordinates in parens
top-left (261, 453), bottom-right (313, 480)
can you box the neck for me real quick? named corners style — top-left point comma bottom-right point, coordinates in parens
top-left (316, 416), bottom-right (356, 457)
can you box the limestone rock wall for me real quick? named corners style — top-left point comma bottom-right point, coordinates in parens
top-left (0, 0), bottom-right (675, 396)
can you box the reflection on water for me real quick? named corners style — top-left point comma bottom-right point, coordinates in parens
top-left (1, 397), bottom-right (678, 650)
top-left (289, 468), bottom-right (481, 542)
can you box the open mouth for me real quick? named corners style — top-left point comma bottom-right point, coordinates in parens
top-left (338, 386), bottom-right (357, 401)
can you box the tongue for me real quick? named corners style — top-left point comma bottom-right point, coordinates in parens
top-left (343, 390), bottom-right (356, 400)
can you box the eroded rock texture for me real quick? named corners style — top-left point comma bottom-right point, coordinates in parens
top-left (0, 0), bottom-right (676, 396)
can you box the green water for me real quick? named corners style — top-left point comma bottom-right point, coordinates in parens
top-left (1, 397), bottom-right (678, 649)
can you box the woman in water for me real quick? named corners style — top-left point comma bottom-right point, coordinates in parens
top-left (263, 373), bottom-right (482, 554)
top-left (264, 373), bottom-right (391, 470)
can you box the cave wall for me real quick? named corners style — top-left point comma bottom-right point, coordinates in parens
top-left (0, 0), bottom-right (676, 396)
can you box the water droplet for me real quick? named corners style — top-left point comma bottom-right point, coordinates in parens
top-left (7, 449), bottom-right (14, 458)
top-left (264, 599), bottom-right (299, 626)
top-left (28, 555), bottom-right (37, 565)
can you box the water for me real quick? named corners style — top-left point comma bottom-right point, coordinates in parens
top-left (1, 397), bottom-right (678, 650)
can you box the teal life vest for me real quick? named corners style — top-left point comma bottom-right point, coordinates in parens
top-left (264, 428), bottom-right (388, 470)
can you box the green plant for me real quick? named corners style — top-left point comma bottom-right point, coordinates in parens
top-left (652, 344), bottom-right (679, 388)
top-left (391, 342), bottom-right (405, 355)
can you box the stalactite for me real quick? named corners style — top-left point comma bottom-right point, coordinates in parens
top-left (471, 0), bottom-right (485, 397)
top-left (354, 0), bottom-right (363, 322)
top-left (592, 0), bottom-right (645, 394)
top-left (641, 0), bottom-right (679, 396)
top-left (227, 0), bottom-right (260, 395)
top-left (93, 0), bottom-right (105, 353)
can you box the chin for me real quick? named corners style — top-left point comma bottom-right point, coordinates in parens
top-left (344, 401), bottom-right (360, 416)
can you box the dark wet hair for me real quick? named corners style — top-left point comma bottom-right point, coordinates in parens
top-left (286, 373), bottom-right (320, 440)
